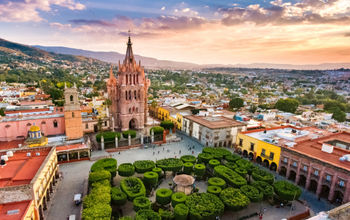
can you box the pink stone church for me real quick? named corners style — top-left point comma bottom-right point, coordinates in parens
top-left (107, 37), bottom-right (150, 131)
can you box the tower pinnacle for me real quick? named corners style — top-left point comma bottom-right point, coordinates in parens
top-left (124, 33), bottom-right (135, 65)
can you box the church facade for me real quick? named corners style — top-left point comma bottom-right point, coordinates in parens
top-left (107, 37), bottom-right (150, 131)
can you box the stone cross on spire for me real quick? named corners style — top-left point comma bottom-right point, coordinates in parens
top-left (124, 30), bottom-right (135, 65)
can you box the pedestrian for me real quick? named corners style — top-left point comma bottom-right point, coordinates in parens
top-left (192, 151), bottom-right (194, 154)
top-left (179, 150), bottom-right (181, 154)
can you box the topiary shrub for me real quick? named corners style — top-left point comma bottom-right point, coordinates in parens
top-left (133, 196), bottom-right (151, 211)
top-left (214, 165), bottom-right (247, 188)
top-left (159, 208), bottom-right (175, 220)
top-left (118, 163), bottom-right (135, 177)
top-left (185, 193), bottom-right (224, 220)
top-left (91, 158), bottom-right (117, 177)
top-left (160, 120), bottom-right (174, 130)
top-left (234, 167), bottom-right (248, 178)
top-left (180, 155), bottom-right (196, 163)
top-left (111, 187), bottom-right (127, 206)
top-left (225, 154), bottom-right (241, 162)
top-left (122, 130), bottom-right (137, 138)
top-left (174, 204), bottom-right (189, 220)
top-left (171, 192), bottom-right (187, 207)
top-left (197, 153), bottom-right (213, 163)
top-left (252, 169), bottom-right (275, 184)
top-left (209, 159), bottom-right (221, 168)
top-left (208, 177), bottom-right (226, 189)
top-left (88, 170), bottom-right (111, 186)
top-left (156, 158), bottom-right (183, 173)
top-left (134, 160), bottom-right (156, 173)
top-left (193, 163), bottom-right (206, 177)
top-left (224, 161), bottom-right (238, 170)
top-left (240, 185), bottom-right (263, 202)
top-left (150, 126), bottom-right (165, 135)
top-left (135, 209), bottom-right (161, 220)
top-left (236, 159), bottom-right (255, 175)
top-left (251, 181), bottom-right (274, 199)
top-left (273, 180), bottom-right (302, 201)
top-left (82, 203), bottom-right (112, 220)
top-left (156, 188), bottom-right (173, 205)
top-left (96, 131), bottom-right (121, 143)
top-left (143, 171), bottom-right (158, 187)
top-left (83, 184), bottom-right (111, 208)
top-left (152, 167), bottom-right (163, 176)
top-left (183, 162), bottom-right (193, 174)
top-left (120, 177), bottom-right (146, 200)
top-left (220, 187), bottom-right (250, 211)
top-left (202, 147), bottom-right (231, 160)
top-left (207, 185), bottom-right (222, 196)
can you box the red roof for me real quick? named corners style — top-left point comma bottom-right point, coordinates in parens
top-left (0, 140), bottom-right (24, 151)
top-left (56, 143), bottom-right (89, 152)
top-left (5, 108), bottom-right (50, 114)
top-left (0, 148), bottom-right (51, 187)
top-left (0, 200), bottom-right (32, 220)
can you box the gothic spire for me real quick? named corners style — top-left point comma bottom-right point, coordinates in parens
top-left (124, 32), bottom-right (135, 65)
top-left (109, 65), bottom-right (114, 78)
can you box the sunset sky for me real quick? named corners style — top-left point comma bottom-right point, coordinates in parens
top-left (1, 0), bottom-right (350, 65)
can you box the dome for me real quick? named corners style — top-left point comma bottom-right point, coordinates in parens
top-left (29, 125), bottom-right (40, 132)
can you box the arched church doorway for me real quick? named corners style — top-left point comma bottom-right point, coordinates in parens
top-left (129, 118), bottom-right (137, 130)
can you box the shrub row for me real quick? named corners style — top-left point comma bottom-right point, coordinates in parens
top-left (118, 163), bottom-right (135, 177)
top-left (120, 177), bottom-right (146, 200)
top-left (214, 165), bottom-right (247, 188)
top-left (156, 158), bottom-right (183, 173)
top-left (133, 160), bottom-right (155, 173)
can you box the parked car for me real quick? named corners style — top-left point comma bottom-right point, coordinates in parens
top-left (73, 194), bottom-right (82, 206)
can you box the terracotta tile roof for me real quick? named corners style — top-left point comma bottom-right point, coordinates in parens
top-left (0, 140), bottom-right (24, 151)
top-left (0, 148), bottom-right (51, 187)
top-left (0, 200), bottom-right (32, 220)
top-left (56, 143), bottom-right (89, 152)
top-left (184, 115), bottom-right (245, 129)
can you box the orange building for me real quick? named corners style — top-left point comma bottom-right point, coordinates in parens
top-left (64, 83), bottom-right (83, 140)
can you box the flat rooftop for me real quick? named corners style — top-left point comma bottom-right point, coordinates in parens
top-left (0, 148), bottom-right (51, 187)
top-left (0, 200), bottom-right (32, 220)
top-left (56, 143), bottom-right (89, 153)
top-left (184, 115), bottom-right (244, 129)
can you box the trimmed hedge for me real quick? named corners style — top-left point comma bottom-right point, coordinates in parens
top-left (214, 165), bottom-right (247, 188)
top-left (111, 187), bottom-right (127, 206)
top-left (193, 164), bottom-right (206, 177)
top-left (224, 161), bottom-right (238, 170)
top-left (207, 185), bottom-right (222, 196)
top-left (197, 153), bottom-right (213, 163)
top-left (122, 130), bottom-right (137, 139)
top-left (118, 163), bottom-right (135, 177)
top-left (240, 185), bottom-right (263, 202)
top-left (234, 167), bottom-right (248, 178)
top-left (83, 185), bottom-right (111, 208)
top-left (208, 177), bottom-right (226, 189)
top-left (225, 154), bottom-right (241, 162)
top-left (273, 180), bottom-right (302, 201)
top-left (143, 171), bottom-right (158, 187)
top-left (82, 203), bottom-right (112, 220)
top-left (134, 160), bottom-right (156, 173)
top-left (152, 167), bottom-right (163, 176)
top-left (251, 181), bottom-right (274, 199)
top-left (159, 208), bottom-right (174, 220)
top-left (220, 187), bottom-right (250, 211)
top-left (160, 120), bottom-right (174, 130)
top-left (209, 159), bottom-right (221, 168)
top-left (236, 159), bottom-right (256, 174)
top-left (96, 131), bottom-right (121, 143)
top-left (135, 209), bottom-right (161, 220)
top-left (156, 188), bottom-right (173, 205)
top-left (185, 193), bottom-right (224, 220)
top-left (91, 158), bottom-right (117, 177)
top-left (202, 147), bottom-right (231, 160)
top-left (133, 196), bottom-right (151, 211)
top-left (252, 169), bottom-right (275, 184)
top-left (156, 158), bottom-right (183, 173)
top-left (183, 162), bottom-right (193, 174)
top-left (150, 126), bottom-right (165, 135)
top-left (120, 177), bottom-right (146, 200)
top-left (174, 204), bottom-right (189, 220)
top-left (180, 155), bottom-right (196, 163)
top-left (171, 192), bottom-right (187, 207)
top-left (88, 170), bottom-right (111, 186)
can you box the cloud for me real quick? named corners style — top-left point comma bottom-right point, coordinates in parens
top-left (161, 6), bottom-right (166, 11)
top-left (0, 0), bottom-right (85, 22)
top-left (219, 0), bottom-right (350, 26)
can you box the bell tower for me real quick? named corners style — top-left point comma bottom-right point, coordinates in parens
top-left (64, 83), bottom-right (83, 140)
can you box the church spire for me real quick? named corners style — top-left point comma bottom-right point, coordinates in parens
top-left (124, 31), bottom-right (135, 65)
top-left (109, 65), bottom-right (114, 78)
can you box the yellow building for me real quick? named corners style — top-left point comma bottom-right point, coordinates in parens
top-left (157, 106), bottom-right (170, 121)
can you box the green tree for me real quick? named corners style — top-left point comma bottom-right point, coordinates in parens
top-left (229, 98), bottom-right (244, 110)
top-left (249, 105), bottom-right (257, 113)
top-left (0, 108), bottom-right (5, 116)
top-left (332, 108), bottom-right (346, 122)
top-left (275, 98), bottom-right (299, 113)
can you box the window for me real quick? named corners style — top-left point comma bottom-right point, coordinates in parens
top-left (339, 180), bottom-right (345, 187)
top-left (129, 91), bottom-right (131, 100)
top-left (269, 152), bottom-right (274, 160)
top-left (250, 143), bottom-right (255, 151)
top-left (303, 165), bottom-right (308, 172)
top-left (314, 169), bottom-right (319, 176)
top-left (283, 157), bottom-right (288, 163)
top-left (126, 75), bottom-right (128, 84)
top-left (326, 175), bottom-right (332, 182)
top-left (261, 149), bottom-right (266, 157)
top-left (138, 90), bottom-right (140, 99)
top-left (239, 139), bottom-right (243, 146)
top-left (293, 161), bottom-right (297, 167)
top-left (70, 95), bottom-right (73, 102)
top-left (134, 90), bottom-right (137, 99)
top-left (125, 91), bottom-right (128, 100)
top-left (53, 120), bottom-right (58, 128)
top-left (85, 123), bottom-right (88, 129)
top-left (72, 112), bottom-right (75, 118)
top-left (129, 108), bottom-right (131, 113)
top-left (105, 121), bottom-right (107, 126)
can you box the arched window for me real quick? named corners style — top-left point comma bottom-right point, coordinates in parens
top-left (129, 108), bottom-right (131, 113)
top-left (126, 75), bottom-right (128, 84)
top-left (128, 90), bottom-right (131, 100)
top-left (132, 106), bottom-right (135, 112)
top-left (70, 95), bottom-right (73, 102)
top-left (125, 91), bottom-right (128, 100)
top-left (138, 90), bottom-right (140, 99)
top-left (72, 112), bottom-right (75, 118)
top-left (133, 75), bottom-right (136, 84)
top-left (53, 120), bottom-right (58, 128)
top-left (134, 90), bottom-right (137, 99)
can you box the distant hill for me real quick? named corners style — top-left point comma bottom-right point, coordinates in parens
top-left (34, 45), bottom-right (200, 70)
